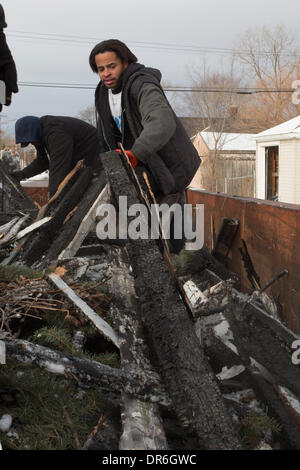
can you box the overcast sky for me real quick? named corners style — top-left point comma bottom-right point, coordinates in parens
top-left (1, 0), bottom-right (300, 135)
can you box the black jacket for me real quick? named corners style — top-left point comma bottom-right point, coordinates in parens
top-left (0, 5), bottom-right (18, 103)
top-left (95, 63), bottom-right (200, 196)
top-left (20, 116), bottom-right (102, 197)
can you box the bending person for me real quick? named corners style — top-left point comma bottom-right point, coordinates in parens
top-left (14, 115), bottom-right (102, 197)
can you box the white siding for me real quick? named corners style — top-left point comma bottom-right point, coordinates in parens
top-left (295, 141), bottom-right (300, 204)
top-left (256, 141), bottom-right (280, 200)
top-left (279, 140), bottom-right (297, 204)
top-left (256, 143), bottom-right (266, 199)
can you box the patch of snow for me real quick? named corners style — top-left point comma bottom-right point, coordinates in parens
top-left (200, 131), bottom-right (256, 151)
top-left (7, 430), bottom-right (19, 440)
top-left (217, 365), bottom-right (245, 381)
top-left (214, 320), bottom-right (233, 340)
top-left (256, 114), bottom-right (300, 138)
top-left (224, 389), bottom-right (263, 414)
top-left (213, 320), bottom-right (238, 354)
top-left (20, 171), bottom-right (49, 187)
top-left (42, 361), bottom-right (65, 375)
top-left (0, 415), bottom-right (12, 433)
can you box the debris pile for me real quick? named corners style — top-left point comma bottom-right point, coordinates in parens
top-left (0, 152), bottom-right (300, 450)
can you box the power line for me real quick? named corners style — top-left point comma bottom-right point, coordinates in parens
top-left (18, 81), bottom-right (297, 94)
top-left (6, 30), bottom-right (300, 57)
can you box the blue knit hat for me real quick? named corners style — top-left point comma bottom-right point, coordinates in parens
top-left (15, 116), bottom-right (42, 146)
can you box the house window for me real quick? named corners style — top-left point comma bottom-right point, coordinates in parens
top-left (265, 146), bottom-right (279, 200)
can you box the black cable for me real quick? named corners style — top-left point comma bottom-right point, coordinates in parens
top-left (6, 30), bottom-right (300, 57)
top-left (17, 82), bottom-right (297, 94)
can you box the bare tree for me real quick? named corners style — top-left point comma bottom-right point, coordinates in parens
top-left (187, 59), bottom-right (246, 190)
top-left (235, 24), bottom-right (300, 129)
top-left (78, 105), bottom-right (97, 127)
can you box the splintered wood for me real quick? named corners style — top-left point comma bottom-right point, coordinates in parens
top-left (2, 150), bottom-right (300, 450)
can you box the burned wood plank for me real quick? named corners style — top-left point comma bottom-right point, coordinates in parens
top-left (224, 305), bottom-right (300, 402)
top-left (3, 337), bottom-right (169, 406)
top-left (201, 312), bottom-right (300, 449)
top-left (15, 217), bottom-right (52, 240)
top-left (0, 160), bottom-right (38, 216)
top-left (0, 214), bottom-right (30, 247)
top-left (204, 268), bottom-right (299, 346)
top-left (53, 175), bottom-right (109, 262)
top-left (18, 167), bottom-right (93, 266)
top-left (211, 217), bottom-right (240, 262)
top-left (0, 217), bottom-right (20, 238)
top-left (219, 304), bottom-right (300, 449)
top-left (105, 247), bottom-right (168, 450)
top-left (101, 150), bottom-right (242, 450)
top-left (239, 239), bottom-right (261, 290)
top-left (47, 160), bottom-right (85, 207)
top-left (48, 273), bottom-right (119, 348)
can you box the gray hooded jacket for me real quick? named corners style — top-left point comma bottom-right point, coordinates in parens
top-left (95, 63), bottom-right (200, 196)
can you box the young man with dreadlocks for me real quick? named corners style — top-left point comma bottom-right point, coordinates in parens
top-left (89, 39), bottom-right (201, 253)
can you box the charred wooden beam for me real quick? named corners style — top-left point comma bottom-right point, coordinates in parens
top-left (0, 160), bottom-right (38, 216)
top-left (38, 160), bottom-right (85, 220)
top-left (239, 239), bottom-right (261, 290)
top-left (202, 268), bottom-right (297, 347)
top-left (3, 337), bottom-right (169, 406)
top-left (0, 214), bottom-right (30, 247)
top-left (202, 314), bottom-right (300, 449)
top-left (17, 167), bottom-right (93, 266)
top-left (48, 273), bottom-right (119, 348)
top-left (225, 305), bottom-right (300, 402)
top-left (51, 174), bottom-right (109, 262)
top-left (105, 246), bottom-right (169, 450)
top-left (0, 217), bottom-right (20, 238)
top-left (46, 160), bottom-right (85, 209)
top-left (223, 304), bottom-right (300, 449)
top-left (211, 217), bottom-right (239, 262)
top-left (100, 150), bottom-right (242, 450)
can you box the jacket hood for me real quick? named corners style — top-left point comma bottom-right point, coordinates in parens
top-left (122, 63), bottom-right (162, 84)
top-left (15, 116), bottom-right (43, 144)
top-left (0, 5), bottom-right (7, 29)
top-left (95, 62), bottom-right (162, 99)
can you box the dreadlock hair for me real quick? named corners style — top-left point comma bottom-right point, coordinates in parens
top-left (89, 39), bottom-right (138, 73)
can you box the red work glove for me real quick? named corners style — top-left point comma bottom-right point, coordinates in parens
top-left (115, 149), bottom-right (139, 168)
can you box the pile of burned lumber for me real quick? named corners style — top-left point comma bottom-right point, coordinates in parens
top-left (0, 153), bottom-right (300, 450)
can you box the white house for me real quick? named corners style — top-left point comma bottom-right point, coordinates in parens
top-left (189, 131), bottom-right (256, 196)
top-left (255, 115), bottom-right (300, 203)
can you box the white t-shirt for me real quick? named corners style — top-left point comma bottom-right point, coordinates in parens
top-left (108, 89), bottom-right (122, 132)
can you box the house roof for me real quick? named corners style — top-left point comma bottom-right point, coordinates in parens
top-left (197, 131), bottom-right (256, 152)
top-left (179, 117), bottom-right (261, 137)
top-left (256, 115), bottom-right (300, 141)
top-left (21, 171), bottom-right (49, 187)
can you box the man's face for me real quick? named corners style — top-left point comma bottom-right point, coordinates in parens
top-left (95, 51), bottom-right (128, 90)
